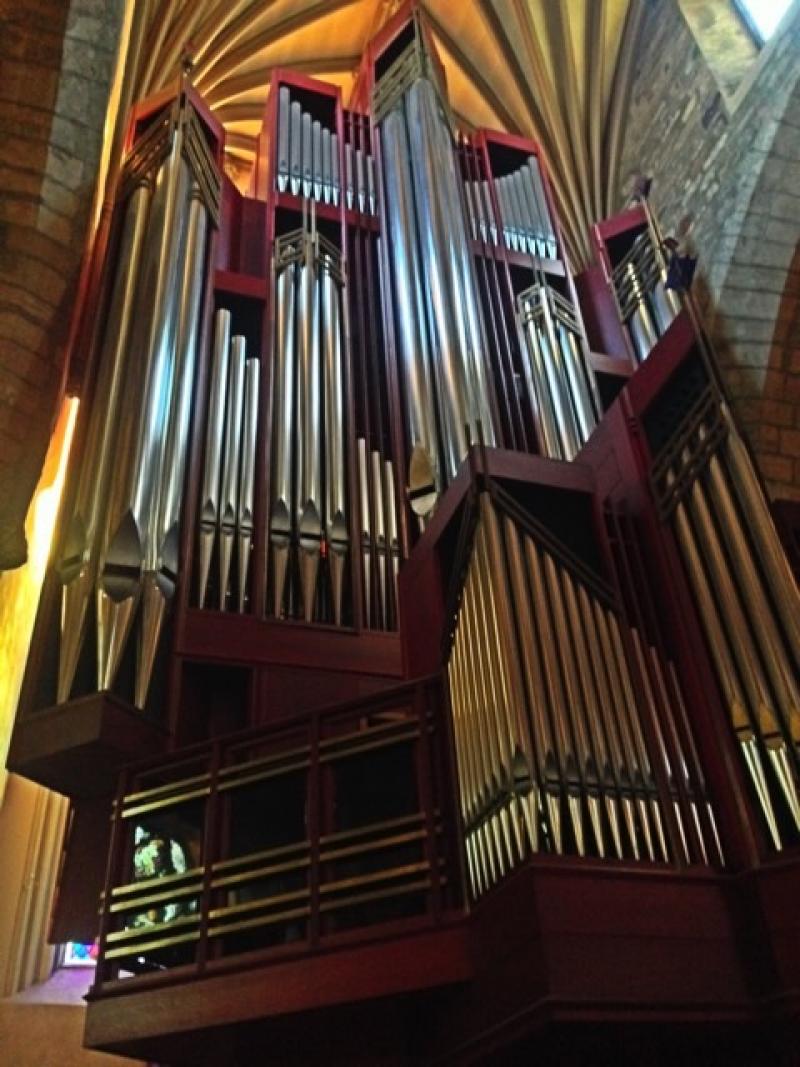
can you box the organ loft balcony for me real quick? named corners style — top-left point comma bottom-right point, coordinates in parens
top-left (6, 2), bottom-right (800, 1062)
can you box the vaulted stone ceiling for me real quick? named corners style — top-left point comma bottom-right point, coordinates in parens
top-left (120, 0), bottom-right (644, 266)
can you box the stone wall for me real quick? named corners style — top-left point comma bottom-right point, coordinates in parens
top-left (0, 0), bottom-right (124, 568)
top-left (618, 0), bottom-right (800, 500)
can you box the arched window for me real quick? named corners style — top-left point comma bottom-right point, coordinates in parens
top-left (734, 0), bottom-right (795, 44)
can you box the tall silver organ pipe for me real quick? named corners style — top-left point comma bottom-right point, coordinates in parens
top-left (375, 43), bottom-right (496, 515)
top-left (653, 394), bottom-right (800, 850)
top-left (197, 310), bottom-right (231, 609)
top-left (56, 180), bottom-right (152, 704)
top-left (269, 218), bottom-right (350, 625)
top-left (56, 90), bottom-right (220, 707)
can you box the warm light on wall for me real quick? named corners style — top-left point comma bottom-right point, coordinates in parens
top-left (0, 396), bottom-right (79, 802)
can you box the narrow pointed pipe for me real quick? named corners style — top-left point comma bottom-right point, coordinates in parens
top-left (301, 111), bottom-right (312, 199)
top-left (236, 357), bottom-right (260, 614)
top-left (355, 147), bottom-right (366, 213)
top-left (331, 132), bottom-right (340, 206)
top-left (385, 459), bottom-right (400, 627)
top-left (526, 157), bottom-right (556, 258)
top-left (687, 471), bottom-right (798, 829)
top-left (323, 262), bottom-right (348, 626)
top-left (367, 153), bottom-right (377, 216)
top-left (472, 180), bottom-right (487, 242)
top-left (345, 141), bottom-right (355, 210)
top-left (721, 406), bottom-right (800, 663)
top-left (218, 335), bottom-right (246, 611)
top-left (357, 438), bottom-right (371, 627)
top-left (269, 260), bottom-right (296, 618)
top-left (138, 184), bottom-right (209, 707)
top-left (575, 585), bottom-right (627, 859)
top-left (605, 613), bottom-right (661, 862)
top-left (517, 296), bottom-right (562, 458)
top-left (464, 565), bottom-right (514, 871)
top-left (524, 535), bottom-right (585, 854)
top-left (297, 229), bottom-right (322, 622)
top-left (481, 499), bottom-right (539, 845)
top-left (312, 119), bottom-right (322, 202)
top-left (480, 180), bottom-right (498, 246)
top-left (289, 101), bottom-right (302, 196)
top-left (97, 137), bottom-right (191, 693)
top-left (494, 176), bottom-right (513, 250)
top-left (322, 127), bottom-right (332, 204)
top-left (57, 179), bottom-right (152, 703)
top-left (277, 86), bottom-right (290, 193)
top-left (518, 162), bottom-right (545, 258)
top-left (370, 451), bottom-right (387, 629)
top-left (508, 172), bottom-right (528, 254)
top-left (555, 318), bottom-right (595, 444)
top-left (511, 170), bottom-right (534, 255)
top-left (448, 641), bottom-right (479, 895)
top-left (590, 602), bottom-right (647, 859)
top-left (197, 310), bottom-right (231, 609)
top-left (451, 611), bottom-right (487, 887)
top-left (704, 444), bottom-right (800, 746)
top-left (463, 178), bottom-right (478, 240)
top-left (473, 528), bottom-right (519, 867)
top-left (668, 472), bottom-right (783, 849)
top-left (537, 292), bottom-right (582, 460)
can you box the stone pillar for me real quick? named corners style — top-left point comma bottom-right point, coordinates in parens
top-left (0, 0), bottom-right (125, 569)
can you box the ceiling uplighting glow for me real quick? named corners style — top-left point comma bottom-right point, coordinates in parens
top-left (737, 0), bottom-right (794, 41)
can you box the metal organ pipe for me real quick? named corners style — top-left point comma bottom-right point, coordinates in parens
top-left (56, 179), bottom-right (152, 704)
top-left (377, 58), bottom-right (496, 517)
top-left (268, 221), bottom-right (351, 626)
top-left (197, 310), bottom-right (231, 609)
top-left (97, 130), bottom-right (191, 696)
top-left (54, 91), bottom-right (219, 709)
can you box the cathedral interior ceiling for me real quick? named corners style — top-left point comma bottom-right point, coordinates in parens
top-left (123, 0), bottom-right (642, 266)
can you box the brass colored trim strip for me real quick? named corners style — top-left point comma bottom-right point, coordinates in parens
top-left (211, 856), bottom-right (311, 890)
top-left (106, 912), bottom-right (200, 945)
top-left (122, 787), bottom-right (211, 819)
top-left (319, 811), bottom-right (426, 846)
top-left (111, 865), bottom-right (204, 898)
top-left (209, 887), bottom-right (310, 921)
top-left (124, 772), bottom-right (211, 806)
top-left (318, 877), bottom-right (437, 914)
top-left (208, 905), bottom-right (311, 940)
top-left (212, 840), bottom-right (309, 873)
top-left (319, 860), bottom-right (431, 896)
top-left (109, 881), bottom-right (202, 914)
top-left (105, 929), bottom-right (200, 961)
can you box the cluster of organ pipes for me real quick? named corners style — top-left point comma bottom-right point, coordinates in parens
top-left (612, 228), bottom-right (680, 363)
top-left (376, 65), bottom-right (497, 509)
top-left (516, 282), bottom-right (599, 461)
top-left (268, 215), bottom-right (350, 625)
top-left (195, 311), bottom-right (260, 613)
top-left (275, 86), bottom-right (340, 207)
top-left (55, 90), bottom-right (219, 710)
top-left (463, 158), bottom-right (557, 260)
top-left (657, 404), bottom-right (800, 850)
top-left (446, 492), bottom-right (722, 897)
top-left (356, 439), bottom-right (400, 630)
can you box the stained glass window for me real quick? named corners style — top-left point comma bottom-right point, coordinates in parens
top-left (63, 942), bottom-right (98, 967)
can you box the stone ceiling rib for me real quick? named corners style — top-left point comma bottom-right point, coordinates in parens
top-left (116, 0), bottom-right (643, 267)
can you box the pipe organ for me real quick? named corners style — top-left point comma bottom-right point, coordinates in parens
top-left (9, 6), bottom-right (800, 1061)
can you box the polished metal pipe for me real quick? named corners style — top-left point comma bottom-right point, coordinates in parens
top-left (345, 141), bottom-right (355, 210)
top-left (218, 335), bottom-right (246, 611)
top-left (357, 437), bottom-right (371, 627)
top-left (289, 101), bottom-right (302, 196)
top-left (277, 86), bottom-right (290, 193)
top-left (198, 309), bottom-right (231, 609)
top-left (371, 450), bottom-right (387, 630)
top-left (322, 127), bottom-right (332, 204)
top-left (323, 263), bottom-right (348, 625)
top-left (270, 262), bottom-right (296, 617)
top-left (297, 229), bottom-right (322, 621)
top-left (517, 297), bottom-right (561, 458)
top-left (57, 179), bottom-right (152, 702)
top-left (669, 470), bottom-right (783, 849)
top-left (138, 184), bottom-right (209, 706)
top-left (312, 119), bottom-right (322, 202)
top-left (722, 406), bottom-right (800, 662)
top-left (356, 147), bottom-right (366, 214)
top-left (301, 111), bottom-right (312, 199)
top-left (367, 153), bottom-right (377, 216)
top-left (331, 132), bottom-right (340, 206)
top-left (378, 107), bottom-right (439, 507)
top-left (526, 156), bottom-right (556, 258)
top-left (237, 357), bottom-right (260, 613)
top-left (385, 458), bottom-right (400, 624)
top-left (97, 138), bottom-right (190, 692)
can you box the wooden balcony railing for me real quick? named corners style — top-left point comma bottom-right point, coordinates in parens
top-left (91, 677), bottom-right (462, 995)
